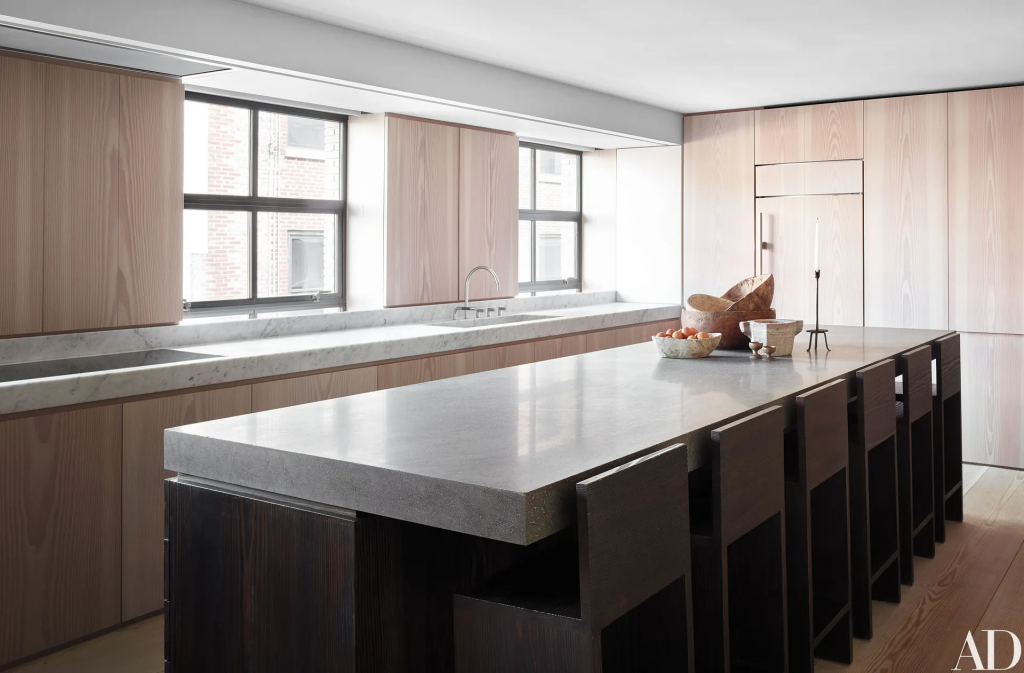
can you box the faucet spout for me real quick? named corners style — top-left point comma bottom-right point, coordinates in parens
top-left (454, 265), bottom-right (501, 320)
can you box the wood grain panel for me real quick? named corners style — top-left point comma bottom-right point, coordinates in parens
top-left (949, 86), bottom-right (1024, 333)
top-left (586, 328), bottom-right (621, 353)
top-left (755, 101), bottom-right (864, 164)
top-left (384, 116), bottom-right (459, 307)
top-left (121, 387), bottom-right (251, 621)
top-left (472, 343), bottom-right (535, 373)
top-left (864, 93), bottom-right (948, 330)
top-left (534, 334), bottom-right (588, 362)
top-left (0, 55), bottom-right (45, 336)
top-left (960, 332), bottom-right (1024, 469)
top-left (43, 63), bottom-right (120, 333)
top-left (377, 352), bottom-right (473, 389)
top-left (683, 111), bottom-right (755, 298)
top-left (758, 194), bottom-right (864, 326)
top-left (0, 406), bottom-right (122, 668)
top-left (459, 128), bottom-right (518, 301)
top-left (252, 367), bottom-right (377, 412)
top-left (754, 160), bottom-right (862, 197)
top-left (116, 75), bottom-right (183, 327)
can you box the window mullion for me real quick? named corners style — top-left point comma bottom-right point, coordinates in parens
top-left (250, 208), bottom-right (258, 301)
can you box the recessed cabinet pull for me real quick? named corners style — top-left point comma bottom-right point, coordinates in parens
top-left (758, 213), bottom-right (764, 275)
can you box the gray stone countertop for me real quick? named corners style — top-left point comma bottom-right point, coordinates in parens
top-left (0, 300), bottom-right (678, 416)
top-left (166, 325), bottom-right (952, 546)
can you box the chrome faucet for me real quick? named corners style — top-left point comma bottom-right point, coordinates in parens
top-left (453, 265), bottom-right (501, 319)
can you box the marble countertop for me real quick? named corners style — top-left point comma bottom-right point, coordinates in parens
top-left (166, 325), bottom-right (952, 545)
top-left (0, 297), bottom-right (679, 416)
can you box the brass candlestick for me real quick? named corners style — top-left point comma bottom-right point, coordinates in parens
top-left (806, 270), bottom-right (830, 351)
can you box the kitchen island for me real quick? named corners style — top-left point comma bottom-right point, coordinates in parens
top-left (164, 325), bottom-right (959, 672)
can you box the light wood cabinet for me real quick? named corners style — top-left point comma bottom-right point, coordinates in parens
top-left (472, 343), bottom-right (535, 373)
top-left (385, 115), bottom-right (460, 307)
top-left (755, 101), bottom-right (864, 164)
top-left (0, 406), bottom-right (123, 668)
top-left (43, 63), bottom-right (120, 333)
top-left (949, 87), bottom-right (1024, 334)
top-left (757, 194), bottom-right (864, 326)
top-left (0, 55), bottom-right (46, 337)
top-left (864, 93), bottom-right (948, 330)
top-left (252, 367), bottom-right (377, 412)
top-left (377, 352), bottom-right (473, 389)
top-left (121, 387), bottom-right (251, 621)
top-left (459, 127), bottom-right (518, 301)
top-left (534, 334), bottom-right (588, 362)
top-left (961, 332), bottom-right (1024, 468)
top-left (117, 75), bottom-right (184, 327)
top-left (683, 111), bottom-right (755, 298)
top-left (755, 160), bottom-right (862, 197)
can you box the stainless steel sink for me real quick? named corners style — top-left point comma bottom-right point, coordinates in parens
top-left (432, 314), bottom-right (559, 329)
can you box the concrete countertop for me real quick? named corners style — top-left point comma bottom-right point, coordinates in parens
top-left (165, 325), bottom-right (952, 545)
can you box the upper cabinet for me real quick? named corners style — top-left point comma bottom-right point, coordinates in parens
top-left (755, 101), bottom-right (863, 164)
top-left (864, 93), bottom-right (948, 330)
top-left (948, 86), bottom-right (1024, 334)
top-left (0, 55), bottom-right (46, 336)
top-left (459, 127), bottom-right (518, 301)
top-left (385, 115), bottom-right (460, 307)
top-left (683, 111), bottom-right (755, 298)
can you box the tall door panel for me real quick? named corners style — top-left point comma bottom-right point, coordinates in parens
top-left (758, 194), bottom-right (863, 326)
top-left (683, 111), bottom-right (754, 298)
top-left (948, 86), bottom-right (1024, 334)
top-left (43, 63), bottom-right (120, 332)
top-left (0, 55), bottom-right (46, 336)
top-left (755, 101), bottom-right (864, 164)
top-left (384, 116), bottom-right (460, 307)
top-left (459, 128), bottom-right (518, 301)
top-left (117, 74), bottom-right (184, 327)
top-left (864, 93), bottom-right (948, 330)
top-left (961, 332), bottom-right (1024, 468)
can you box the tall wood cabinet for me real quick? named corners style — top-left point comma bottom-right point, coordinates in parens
top-left (348, 113), bottom-right (519, 309)
top-left (755, 101), bottom-right (864, 164)
top-left (864, 93), bottom-right (948, 330)
top-left (683, 111), bottom-right (755, 298)
top-left (0, 55), bottom-right (45, 336)
top-left (0, 52), bottom-right (183, 337)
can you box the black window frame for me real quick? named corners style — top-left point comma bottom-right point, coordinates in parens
top-left (182, 92), bottom-right (347, 315)
top-left (518, 142), bottom-right (582, 294)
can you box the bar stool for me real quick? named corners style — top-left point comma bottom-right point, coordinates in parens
top-left (932, 333), bottom-right (963, 539)
top-left (453, 445), bottom-right (693, 673)
top-left (848, 359), bottom-right (901, 640)
top-left (896, 345), bottom-right (936, 586)
top-left (785, 380), bottom-right (853, 672)
top-left (691, 406), bottom-right (787, 673)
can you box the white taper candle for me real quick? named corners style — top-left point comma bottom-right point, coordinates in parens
top-left (814, 218), bottom-right (820, 272)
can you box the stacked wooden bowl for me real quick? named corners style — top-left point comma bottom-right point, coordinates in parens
top-left (681, 275), bottom-right (776, 349)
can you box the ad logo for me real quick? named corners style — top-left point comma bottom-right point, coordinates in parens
top-left (954, 630), bottom-right (1022, 670)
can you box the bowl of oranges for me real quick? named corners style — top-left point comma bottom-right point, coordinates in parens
top-left (652, 327), bottom-right (723, 359)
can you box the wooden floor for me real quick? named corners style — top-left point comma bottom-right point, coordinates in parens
top-left (9, 464), bottom-right (1021, 673)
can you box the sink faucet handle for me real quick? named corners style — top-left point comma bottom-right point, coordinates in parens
top-left (497, 306), bottom-right (507, 316)
top-left (486, 307), bottom-right (496, 317)
top-left (475, 308), bottom-right (485, 318)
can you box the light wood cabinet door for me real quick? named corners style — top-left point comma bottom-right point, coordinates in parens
top-left (121, 387), bottom-right (251, 621)
top-left (864, 93), bottom-right (948, 330)
top-left (0, 405), bottom-right (123, 667)
top-left (961, 332), bottom-right (1024, 468)
top-left (683, 111), bottom-right (755, 298)
top-left (117, 75), bottom-right (184, 327)
top-left (459, 128), bottom-right (518, 301)
top-left (0, 56), bottom-right (46, 336)
top-left (949, 87), bottom-right (1024, 334)
top-left (755, 101), bottom-right (863, 164)
top-left (385, 116), bottom-right (460, 307)
top-left (252, 367), bottom-right (378, 412)
top-left (758, 194), bottom-right (864, 326)
top-left (472, 342), bottom-right (535, 373)
top-left (755, 160), bottom-right (862, 197)
top-left (43, 63), bottom-right (120, 332)
top-left (535, 334), bottom-right (588, 362)
top-left (377, 352), bottom-right (473, 389)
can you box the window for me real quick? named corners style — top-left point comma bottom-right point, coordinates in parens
top-left (518, 143), bottom-right (581, 293)
top-left (183, 93), bottom-right (345, 313)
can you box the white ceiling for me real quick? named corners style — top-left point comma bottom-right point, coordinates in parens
top-left (239, 0), bottom-right (1024, 113)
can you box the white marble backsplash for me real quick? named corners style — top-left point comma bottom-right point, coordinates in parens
top-left (0, 291), bottom-right (618, 365)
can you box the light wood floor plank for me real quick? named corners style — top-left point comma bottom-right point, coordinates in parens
top-left (8, 615), bottom-right (162, 673)
top-left (963, 463), bottom-right (990, 495)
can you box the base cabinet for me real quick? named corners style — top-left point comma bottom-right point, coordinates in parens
top-left (0, 406), bottom-right (123, 668)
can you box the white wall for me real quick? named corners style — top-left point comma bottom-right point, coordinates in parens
top-left (581, 150), bottom-right (617, 292)
top-left (613, 146), bottom-right (683, 304)
top-left (0, 0), bottom-right (682, 146)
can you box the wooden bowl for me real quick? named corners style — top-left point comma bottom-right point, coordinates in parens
top-left (687, 293), bottom-right (734, 312)
top-left (681, 309), bottom-right (777, 349)
top-left (652, 333), bottom-right (722, 359)
top-left (721, 274), bottom-right (775, 312)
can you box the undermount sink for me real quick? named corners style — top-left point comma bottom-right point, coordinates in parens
top-left (432, 313), bottom-right (560, 329)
